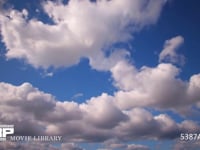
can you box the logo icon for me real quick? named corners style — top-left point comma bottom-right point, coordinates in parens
top-left (0, 125), bottom-right (14, 141)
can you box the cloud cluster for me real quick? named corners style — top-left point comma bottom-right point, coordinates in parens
top-left (108, 37), bottom-right (200, 114)
top-left (0, 0), bottom-right (200, 149)
top-left (0, 82), bottom-right (199, 143)
top-left (111, 62), bottom-right (200, 113)
top-left (0, 0), bottom-right (166, 69)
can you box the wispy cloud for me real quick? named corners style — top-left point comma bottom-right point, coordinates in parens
top-left (159, 36), bottom-right (185, 65)
top-left (71, 93), bottom-right (84, 99)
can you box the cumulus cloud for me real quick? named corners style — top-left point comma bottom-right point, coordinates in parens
top-left (0, 33), bottom-right (196, 146)
top-left (80, 93), bottom-right (128, 129)
top-left (109, 52), bottom-right (200, 114)
top-left (0, 82), bottom-right (199, 143)
top-left (1, 0), bottom-right (200, 149)
top-left (96, 35), bottom-right (198, 116)
top-left (159, 36), bottom-right (185, 65)
top-left (0, 0), bottom-right (167, 69)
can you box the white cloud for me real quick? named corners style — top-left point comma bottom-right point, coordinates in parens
top-left (114, 108), bottom-right (183, 140)
top-left (0, 1), bottom-right (200, 149)
top-left (109, 57), bottom-right (200, 114)
top-left (0, 0), bottom-right (167, 69)
top-left (159, 36), bottom-right (185, 65)
top-left (0, 82), bottom-right (199, 143)
top-left (71, 93), bottom-right (84, 99)
top-left (80, 93), bottom-right (128, 129)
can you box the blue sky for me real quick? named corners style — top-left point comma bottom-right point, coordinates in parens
top-left (0, 0), bottom-right (200, 150)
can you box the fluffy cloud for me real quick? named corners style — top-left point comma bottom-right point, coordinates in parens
top-left (109, 42), bottom-right (200, 114)
top-left (0, 82), bottom-right (55, 135)
top-left (0, 82), bottom-right (199, 143)
top-left (0, 0), bottom-right (166, 69)
top-left (1, 33), bottom-right (199, 146)
top-left (1, 0), bottom-right (200, 149)
top-left (159, 36), bottom-right (185, 65)
top-left (80, 93), bottom-right (128, 129)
